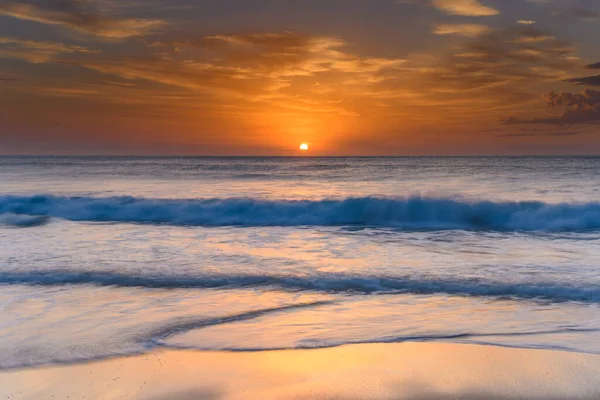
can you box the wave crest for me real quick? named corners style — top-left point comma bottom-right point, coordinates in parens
top-left (0, 213), bottom-right (50, 227)
top-left (1, 195), bottom-right (600, 231)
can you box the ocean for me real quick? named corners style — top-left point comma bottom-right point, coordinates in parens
top-left (1, 156), bottom-right (599, 369)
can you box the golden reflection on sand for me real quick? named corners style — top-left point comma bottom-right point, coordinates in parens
top-left (1, 343), bottom-right (600, 400)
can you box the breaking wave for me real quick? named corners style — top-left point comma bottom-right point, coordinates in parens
top-left (0, 213), bottom-right (50, 227)
top-left (1, 270), bottom-right (598, 302)
top-left (1, 195), bottom-right (600, 231)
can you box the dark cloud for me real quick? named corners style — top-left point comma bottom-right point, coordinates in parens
top-left (566, 75), bottom-right (600, 87)
top-left (496, 130), bottom-right (584, 138)
top-left (0, 0), bottom-right (165, 39)
top-left (553, 7), bottom-right (600, 21)
top-left (563, 62), bottom-right (600, 87)
top-left (506, 88), bottom-right (600, 125)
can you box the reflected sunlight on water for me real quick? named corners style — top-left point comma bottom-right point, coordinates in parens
top-left (1, 157), bottom-right (599, 369)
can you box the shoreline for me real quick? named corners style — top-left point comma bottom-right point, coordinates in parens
top-left (2, 342), bottom-right (600, 399)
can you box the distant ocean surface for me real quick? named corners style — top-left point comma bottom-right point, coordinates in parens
top-left (1, 156), bottom-right (600, 369)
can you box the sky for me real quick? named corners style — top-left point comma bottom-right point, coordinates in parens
top-left (1, 0), bottom-right (600, 155)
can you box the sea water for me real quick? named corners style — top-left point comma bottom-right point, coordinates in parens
top-left (1, 156), bottom-right (599, 369)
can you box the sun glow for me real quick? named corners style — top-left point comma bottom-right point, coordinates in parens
top-left (299, 143), bottom-right (309, 151)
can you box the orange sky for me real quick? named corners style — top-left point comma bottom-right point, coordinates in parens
top-left (1, 0), bottom-right (599, 155)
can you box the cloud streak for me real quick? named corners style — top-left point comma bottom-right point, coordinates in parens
top-left (496, 130), bottom-right (584, 138)
top-left (433, 23), bottom-right (491, 37)
top-left (417, 26), bottom-right (577, 93)
top-left (0, 0), bottom-right (165, 39)
top-left (432, 0), bottom-right (499, 16)
top-left (0, 36), bottom-right (96, 63)
top-left (566, 75), bottom-right (600, 87)
top-left (53, 32), bottom-right (407, 119)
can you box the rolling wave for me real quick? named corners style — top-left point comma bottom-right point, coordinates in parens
top-left (1, 270), bottom-right (598, 302)
top-left (1, 194), bottom-right (600, 231)
top-left (0, 213), bottom-right (50, 227)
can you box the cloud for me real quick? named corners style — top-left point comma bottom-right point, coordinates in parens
top-left (309, 24), bottom-right (584, 127)
top-left (496, 130), bottom-right (583, 137)
top-left (526, 0), bottom-right (555, 4)
top-left (553, 8), bottom-right (600, 21)
top-left (45, 32), bottom-right (407, 118)
top-left (566, 75), bottom-right (600, 87)
top-left (563, 62), bottom-right (600, 87)
top-left (372, 24), bottom-right (584, 125)
top-left (0, 36), bottom-right (96, 63)
top-left (171, 33), bottom-right (407, 75)
top-left (0, 0), bottom-right (165, 39)
top-left (433, 23), bottom-right (491, 37)
top-left (423, 26), bottom-right (577, 89)
top-left (506, 89), bottom-right (600, 125)
top-left (432, 0), bottom-right (499, 16)
top-left (517, 20), bottom-right (536, 25)
top-left (0, 18), bottom-right (583, 129)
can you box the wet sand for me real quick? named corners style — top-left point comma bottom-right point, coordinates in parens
top-left (1, 342), bottom-right (599, 399)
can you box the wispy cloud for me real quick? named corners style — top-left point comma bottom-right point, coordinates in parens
top-left (0, 36), bottom-right (96, 63)
top-left (48, 32), bottom-right (407, 118)
top-left (433, 24), bottom-right (491, 37)
top-left (422, 26), bottom-right (577, 89)
top-left (0, 0), bottom-right (165, 39)
top-left (432, 0), bottom-right (499, 16)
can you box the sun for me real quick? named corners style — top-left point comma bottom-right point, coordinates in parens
top-left (299, 143), bottom-right (309, 151)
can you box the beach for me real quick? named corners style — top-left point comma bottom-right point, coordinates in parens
top-left (2, 342), bottom-right (600, 400)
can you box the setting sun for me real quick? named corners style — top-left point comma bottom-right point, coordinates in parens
top-left (299, 143), bottom-right (309, 151)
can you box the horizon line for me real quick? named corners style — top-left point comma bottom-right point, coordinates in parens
top-left (1, 154), bottom-right (599, 158)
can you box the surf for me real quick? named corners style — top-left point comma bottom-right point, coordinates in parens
top-left (1, 194), bottom-right (600, 231)
top-left (1, 270), bottom-right (598, 303)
